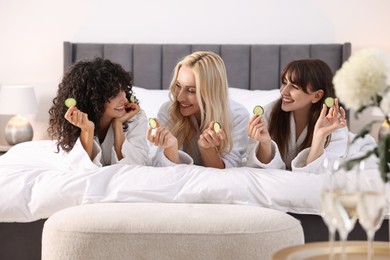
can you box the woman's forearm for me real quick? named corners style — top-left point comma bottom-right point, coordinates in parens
top-left (200, 147), bottom-right (225, 169)
top-left (112, 120), bottom-right (125, 160)
top-left (80, 127), bottom-right (95, 159)
top-left (306, 138), bottom-right (326, 165)
top-left (255, 141), bottom-right (273, 164)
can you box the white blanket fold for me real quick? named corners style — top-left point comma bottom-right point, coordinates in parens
top-left (0, 140), bottom-right (324, 223)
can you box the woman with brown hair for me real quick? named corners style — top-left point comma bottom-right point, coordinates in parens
top-left (246, 58), bottom-right (375, 172)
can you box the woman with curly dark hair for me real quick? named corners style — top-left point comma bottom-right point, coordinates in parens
top-left (48, 57), bottom-right (149, 166)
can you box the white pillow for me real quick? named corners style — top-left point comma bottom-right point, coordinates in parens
top-left (229, 87), bottom-right (280, 115)
top-left (132, 86), bottom-right (170, 119)
top-left (132, 86), bottom-right (280, 119)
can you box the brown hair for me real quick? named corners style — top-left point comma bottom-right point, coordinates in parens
top-left (268, 59), bottom-right (335, 161)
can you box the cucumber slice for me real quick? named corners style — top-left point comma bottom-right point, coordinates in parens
top-left (148, 118), bottom-right (157, 129)
top-left (324, 97), bottom-right (335, 108)
top-left (129, 94), bottom-right (135, 103)
top-left (213, 122), bottom-right (221, 133)
top-left (253, 105), bottom-right (264, 116)
top-left (64, 98), bottom-right (77, 108)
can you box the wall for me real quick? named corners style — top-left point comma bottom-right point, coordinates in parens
top-left (0, 0), bottom-right (389, 144)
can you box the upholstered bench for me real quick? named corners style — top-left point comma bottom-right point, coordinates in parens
top-left (41, 203), bottom-right (304, 260)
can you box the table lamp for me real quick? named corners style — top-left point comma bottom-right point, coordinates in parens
top-left (0, 85), bottom-right (38, 145)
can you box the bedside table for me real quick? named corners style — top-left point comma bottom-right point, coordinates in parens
top-left (0, 144), bottom-right (12, 155)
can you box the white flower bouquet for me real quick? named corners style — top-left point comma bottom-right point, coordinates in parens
top-left (333, 48), bottom-right (390, 181)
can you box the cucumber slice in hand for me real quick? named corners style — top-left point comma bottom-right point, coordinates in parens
top-left (213, 122), bottom-right (221, 133)
top-left (324, 97), bottom-right (335, 108)
top-left (129, 94), bottom-right (135, 103)
top-left (64, 98), bottom-right (77, 108)
top-left (253, 105), bottom-right (264, 116)
top-left (149, 118), bottom-right (157, 129)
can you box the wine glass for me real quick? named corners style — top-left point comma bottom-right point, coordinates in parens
top-left (320, 158), bottom-right (338, 260)
top-left (332, 159), bottom-right (358, 260)
top-left (386, 173), bottom-right (390, 250)
top-left (357, 161), bottom-right (386, 260)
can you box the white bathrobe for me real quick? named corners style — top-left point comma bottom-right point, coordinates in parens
top-left (90, 109), bottom-right (149, 167)
top-left (246, 100), bottom-right (377, 173)
top-left (151, 100), bottom-right (250, 168)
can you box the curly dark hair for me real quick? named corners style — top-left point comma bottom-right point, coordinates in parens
top-left (48, 57), bottom-right (137, 152)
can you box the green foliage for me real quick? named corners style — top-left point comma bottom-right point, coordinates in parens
top-left (377, 133), bottom-right (390, 181)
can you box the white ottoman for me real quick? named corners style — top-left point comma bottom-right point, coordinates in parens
top-left (42, 203), bottom-right (304, 260)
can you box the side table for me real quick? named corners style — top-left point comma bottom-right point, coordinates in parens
top-left (273, 241), bottom-right (390, 260)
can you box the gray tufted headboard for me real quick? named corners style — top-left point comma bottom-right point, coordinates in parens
top-left (64, 42), bottom-right (351, 90)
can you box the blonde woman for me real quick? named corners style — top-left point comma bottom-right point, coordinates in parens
top-left (147, 51), bottom-right (249, 168)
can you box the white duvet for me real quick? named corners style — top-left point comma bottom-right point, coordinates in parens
top-left (0, 140), bottom-right (325, 223)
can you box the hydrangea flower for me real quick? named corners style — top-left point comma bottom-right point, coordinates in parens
top-left (333, 48), bottom-right (389, 111)
top-left (333, 48), bottom-right (390, 181)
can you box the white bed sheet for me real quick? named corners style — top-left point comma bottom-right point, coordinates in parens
top-left (0, 140), bottom-right (324, 223)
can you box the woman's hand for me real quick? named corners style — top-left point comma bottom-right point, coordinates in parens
top-left (248, 115), bottom-right (273, 164)
top-left (198, 121), bottom-right (225, 168)
top-left (146, 118), bottom-right (179, 163)
top-left (146, 118), bottom-right (178, 149)
top-left (247, 115), bottom-right (271, 144)
top-left (307, 98), bottom-right (347, 165)
top-left (117, 102), bottom-right (140, 124)
top-left (64, 106), bottom-right (95, 132)
top-left (314, 98), bottom-right (347, 140)
top-left (64, 106), bottom-right (95, 158)
top-left (198, 121), bottom-right (225, 150)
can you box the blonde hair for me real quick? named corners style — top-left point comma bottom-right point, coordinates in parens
top-left (167, 51), bottom-right (232, 156)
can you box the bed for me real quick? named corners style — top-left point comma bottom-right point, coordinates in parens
top-left (1, 42), bottom-right (388, 260)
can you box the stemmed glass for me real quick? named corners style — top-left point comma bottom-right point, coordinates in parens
top-left (357, 161), bottom-right (386, 260)
top-left (332, 159), bottom-right (358, 260)
top-left (386, 173), bottom-right (390, 250)
top-left (320, 158), bottom-right (339, 260)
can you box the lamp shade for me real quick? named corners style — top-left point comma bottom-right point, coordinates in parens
top-left (0, 85), bottom-right (38, 115)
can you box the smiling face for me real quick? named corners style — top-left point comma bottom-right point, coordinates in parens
top-left (280, 73), bottom-right (321, 116)
top-left (103, 91), bottom-right (128, 119)
top-left (175, 65), bottom-right (201, 120)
